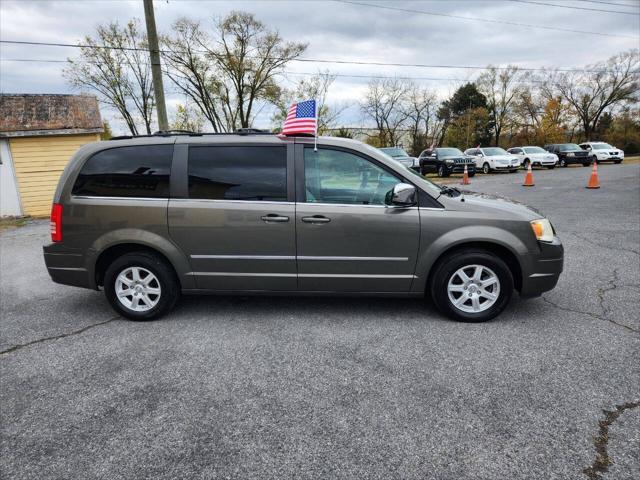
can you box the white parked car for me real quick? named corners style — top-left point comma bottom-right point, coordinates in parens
top-left (463, 147), bottom-right (520, 174)
top-left (507, 146), bottom-right (558, 169)
top-left (579, 142), bottom-right (624, 164)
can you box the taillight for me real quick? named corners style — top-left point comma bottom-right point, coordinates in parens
top-left (50, 203), bottom-right (63, 242)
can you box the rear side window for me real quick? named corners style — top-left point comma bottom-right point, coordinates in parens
top-left (72, 145), bottom-right (173, 198)
top-left (188, 146), bottom-right (287, 201)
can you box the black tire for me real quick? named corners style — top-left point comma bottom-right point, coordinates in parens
top-left (437, 165), bottom-right (449, 177)
top-left (429, 249), bottom-right (514, 323)
top-left (104, 251), bottom-right (180, 321)
top-left (559, 158), bottom-right (567, 167)
top-left (522, 159), bottom-right (530, 170)
top-left (582, 161), bottom-right (591, 167)
top-left (614, 160), bottom-right (622, 164)
top-left (546, 165), bottom-right (555, 169)
top-left (482, 163), bottom-right (491, 174)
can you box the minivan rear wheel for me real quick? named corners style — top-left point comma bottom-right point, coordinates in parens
top-left (104, 251), bottom-right (179, 321)
top-left (430, 249), bottom-right (514, 322)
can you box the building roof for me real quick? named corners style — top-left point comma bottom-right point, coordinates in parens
top-left (0, 94), bottom-right (103, 137)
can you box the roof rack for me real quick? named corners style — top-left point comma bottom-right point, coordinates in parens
top-left (108, 128), bottom-right (276, 140)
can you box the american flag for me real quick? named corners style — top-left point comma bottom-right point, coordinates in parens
top-left (280, 99), bottom-right (317, 136)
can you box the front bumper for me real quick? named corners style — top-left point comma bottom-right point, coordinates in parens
top-left (519, 236), bottom-right (564, 297)
top-left (447, 164), bottom-right (476, 173)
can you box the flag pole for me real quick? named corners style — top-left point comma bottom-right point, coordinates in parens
top-left (314, 99), bottom-right (318, 152)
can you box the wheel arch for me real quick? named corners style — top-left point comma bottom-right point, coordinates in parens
top-left (87, 229), bottom-right (194, 290)
top-left (414, 231), bottom-right (526, 296)
top-left (426, 241), bottom-right (522, 292)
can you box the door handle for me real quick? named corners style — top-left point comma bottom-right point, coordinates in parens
top-left (302, 215), bottom-right (331, 224)
top-left (261, 214), bottom-right (289, 223)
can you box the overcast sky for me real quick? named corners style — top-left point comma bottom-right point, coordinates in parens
top-left (1, 0), bottom-right (638, 133)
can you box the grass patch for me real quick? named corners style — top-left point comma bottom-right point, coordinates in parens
top-left (0, 216), bottom-right (30, 232)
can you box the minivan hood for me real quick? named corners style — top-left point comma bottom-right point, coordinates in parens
top-left (439, 191), bottom-right (544, 221)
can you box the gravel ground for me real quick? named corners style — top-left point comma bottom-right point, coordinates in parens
top-left (1, 162), bottom-right (638, 480)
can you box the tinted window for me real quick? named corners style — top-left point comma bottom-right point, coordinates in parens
top-left (73, 145), bottom-right (173, 197)
top-left (304, 147), bottom-right (400, 205)
top-left (188, 146), bottom-right (287, 201)
top-left (436, 148), bottom-right (464, 157)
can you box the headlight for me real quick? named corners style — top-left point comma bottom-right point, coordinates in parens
top-left (445, 159), bottom-right (454, 165)
top-left (530, 219), bottom-right (554, 242)
top-left (567, 152), bottom-right (575, 157)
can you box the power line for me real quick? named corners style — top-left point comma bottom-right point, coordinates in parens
top-left (0, 41), bottom-right (623, 73)
top-left (509, 0), bottom-right (639, 14)
top-left (334, 0), bottom-right (638, 38)
top-left (577, 0), bottom-right (639, 7)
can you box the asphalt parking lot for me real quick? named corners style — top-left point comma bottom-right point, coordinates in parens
top-left (1, 163), bottom-right (638, 480)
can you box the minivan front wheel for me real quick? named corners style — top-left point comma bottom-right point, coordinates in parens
top-left (104, 252), bottom-right (179, 321)
top-left (430, 249), bottom-right (514, 322)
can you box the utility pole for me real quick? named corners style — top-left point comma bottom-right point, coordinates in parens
top-left (143, 0), bottom-right (168, 131)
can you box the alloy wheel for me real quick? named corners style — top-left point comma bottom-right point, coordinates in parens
top-left (447, 264), bottom-right (500, 313)
top-left (115, 266), bottom-right (162, 312)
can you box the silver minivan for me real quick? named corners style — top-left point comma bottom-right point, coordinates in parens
top-left (44, 132), bottom-right (563, 322)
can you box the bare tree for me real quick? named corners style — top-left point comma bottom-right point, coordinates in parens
top-left (171, 100), bottom-right (206, 132)
top-left (361, 78), bottom-right (410, 146)
top-left (547, 49), bottom-right (639, 140)
top-left (477, 65), bottom-right (521, 146)
top-left (204, 11), bottom-right (307, 130)
top-left (405, 84), bottom-right (438, 155)
top-left (65, 20), bottom-right (155, 135)
top-left (161, 18), bottom-right (226, 132)
top-left (272, 71), bottom-right (347, 134)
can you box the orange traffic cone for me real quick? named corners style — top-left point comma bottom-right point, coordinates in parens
top-left (523, 164), bottom-right (535, 187)
top-left (586, 161), bottom-right (600, 189)
top-left (461, 164), bottom-right (470, 185)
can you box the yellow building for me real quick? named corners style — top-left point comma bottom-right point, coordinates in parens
top-left (0, 94), bottom-right (103, 217)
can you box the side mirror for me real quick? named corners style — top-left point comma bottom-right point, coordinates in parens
top-left (385, 183), bottom-right (417, 207)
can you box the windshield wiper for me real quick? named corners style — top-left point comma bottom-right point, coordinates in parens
top-left (438, 184), bottom-right (462, 197)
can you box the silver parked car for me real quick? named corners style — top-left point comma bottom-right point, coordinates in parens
top-left (44, 132), bottom-right (563, 322)
top-left (379, 146), bottom-right (419, 170)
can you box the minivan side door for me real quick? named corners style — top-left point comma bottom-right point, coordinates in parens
top-left (295, 145), bottom-right (420, 292)
top-left (168, 143), bottom-right (297, 291)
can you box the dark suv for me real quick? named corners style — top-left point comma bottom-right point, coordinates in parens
top-left (44, 133), bottom-right (563, 323)
top-left (418, 147), bottom-right (476, 177)
top-left (544, 144), bottom-right (591, 167)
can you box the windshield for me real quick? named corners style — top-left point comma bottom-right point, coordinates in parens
top-left (558, 144), bottom-right (582, 152)
top-left (379, 147), bottom-right (409, 158)
top-left (523, 147), bottom-right (546, 154)
top-left (436, 148), bottom-right (463, 157)
top-left (482, 147), bottom-right (508, 156)
top-left (591, 143), bottom-right (613, 150)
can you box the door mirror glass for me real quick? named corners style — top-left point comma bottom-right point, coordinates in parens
top-left (385, 183), bottom-right (417, 207)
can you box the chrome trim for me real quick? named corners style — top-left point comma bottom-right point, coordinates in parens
top-left (189, 272), bottom-right (297, 277)
top-left (47, 267), bottom-right (87, 271)
top-left (190, 255), bottom-right (408, 261)
top-left (191, 255), bottom-right (295, 260)
top-left (188, 272), bottom-right (416, 279)
top-left (529, 273), bottom-right (557, 278)
top-left (72, 195), bottom-right (168, 201)
top-left (301, 202), bottom-right (418, 209)
top-left (298, 256), bottom-right (408, 261)
top-left (299, 274), bottom-right (417, 279)
top-left (170, 198), bottom-right (294, 205)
